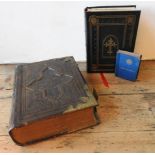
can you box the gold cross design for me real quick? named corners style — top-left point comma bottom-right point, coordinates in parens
top-left (104, 37), bottom-right (117, 55)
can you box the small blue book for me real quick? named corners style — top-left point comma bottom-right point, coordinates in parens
top-left (115, 50), bottom-right (142, 81)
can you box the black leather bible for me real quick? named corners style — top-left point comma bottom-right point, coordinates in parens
top-left (85, 5), bottom-right (141, 72)
top-left (9, 57), bottom-right (99, 146)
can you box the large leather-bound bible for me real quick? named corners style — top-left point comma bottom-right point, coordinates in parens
top-left (9, 57), bottom-right (99, 146)
top-left (85, 5), bottom-right (141, 72)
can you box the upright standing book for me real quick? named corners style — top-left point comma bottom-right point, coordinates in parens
top-left (85, 5), bottom-right (141, 72)
top-left (115, 50), bottom-right (142, 81)
top-left (9, 57), bottom-right (99, 146)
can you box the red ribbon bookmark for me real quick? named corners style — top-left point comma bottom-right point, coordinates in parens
top-left (100, 73), bottom-right (109, 88)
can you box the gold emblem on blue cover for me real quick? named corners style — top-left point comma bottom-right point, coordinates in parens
top-left (126, 59), bottom-right (133, 65)
top-left (102, 35), bottom-right (119, 56)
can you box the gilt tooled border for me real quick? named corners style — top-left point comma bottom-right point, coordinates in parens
top-left (89, 15), bottom-right (136, 69)
top-left (20, 62), bottom-right (88, 122)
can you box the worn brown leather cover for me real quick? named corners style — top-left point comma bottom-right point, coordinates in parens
top-left (9, 56), bottom-right (99, 145)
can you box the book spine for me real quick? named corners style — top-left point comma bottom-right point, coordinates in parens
top-left (131, 11), bottom-right (141, 53)
top-left (115, 52), bottom-right (120, 76)
top-left (93, 106), bottom-right (100, 125)
top-left (8, 65), bottom-right (23, 132)
top-left (136, 55), bottom-right (142, 80)
top-left (84, 8), bottom-right (90, 72)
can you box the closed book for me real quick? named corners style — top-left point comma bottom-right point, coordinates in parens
top-left (85, 5), bottom-right (141, 73)
top-left (115, 50), bottom-right (142, 81)
top-left (9, 56), bottom-right (99, 146)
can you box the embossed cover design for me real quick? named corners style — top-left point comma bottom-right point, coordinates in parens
top-left (9, 57), bottom-right (98, 129)
top-left (85, 5), bottom-right (141, 72)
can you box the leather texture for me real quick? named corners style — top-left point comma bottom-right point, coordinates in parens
top-left (85, 6), bottom-right (141, 72)
top-left (9, 57), bottom-right (98, 130)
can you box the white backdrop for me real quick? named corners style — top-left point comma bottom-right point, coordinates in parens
top-left (0, 1), bottom-right (155, 63)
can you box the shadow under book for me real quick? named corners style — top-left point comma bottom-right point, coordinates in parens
top-left (9, 57), bottom-right (99, 146)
